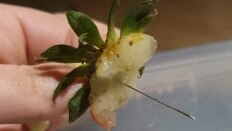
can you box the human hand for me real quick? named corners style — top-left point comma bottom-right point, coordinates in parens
top-left (0, 3), bottom-right (107, 131)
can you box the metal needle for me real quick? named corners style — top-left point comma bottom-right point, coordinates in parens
top-left (123, 84), bottom-right (196, 120)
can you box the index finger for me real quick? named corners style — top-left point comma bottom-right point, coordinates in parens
top-left (0, 3), bottom-right (108, 64)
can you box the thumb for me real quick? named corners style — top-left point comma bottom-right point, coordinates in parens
top-left (0, 63), bottom-right (82, 124)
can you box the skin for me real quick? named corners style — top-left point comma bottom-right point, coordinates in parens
top-left (0, 3), bottom-right (107, 131)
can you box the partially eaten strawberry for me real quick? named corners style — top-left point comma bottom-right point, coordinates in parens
top-left (90, 33), bottom-right (157, 129)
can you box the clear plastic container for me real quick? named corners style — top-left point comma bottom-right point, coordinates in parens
top-left (60, 40), bottom-right (232, 131)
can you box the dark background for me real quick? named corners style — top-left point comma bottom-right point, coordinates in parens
top-left (1, 0), bottom-right (232, 51)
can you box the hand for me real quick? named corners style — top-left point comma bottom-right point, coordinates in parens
top-left (0, 3), bottom-right (107, 131)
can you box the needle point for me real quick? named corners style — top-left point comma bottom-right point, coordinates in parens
top-left (190, 115), bottom-right (196, 120)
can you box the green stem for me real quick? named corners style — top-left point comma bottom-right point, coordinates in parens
top-left (106, 0), bottom-right (120, 45)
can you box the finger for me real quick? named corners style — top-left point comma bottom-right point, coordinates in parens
top-left (0, 124), bottom-right (22, 131)
top-left (0, 63), bottom-right (83, 124)
top-left (0, 4), bottom-right (108, 64)
top-left (46, 114), bottom-right (68, 131)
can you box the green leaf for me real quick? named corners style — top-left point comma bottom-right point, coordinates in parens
top-left (66, 11), bottom-right (105, 48)
top-left (68, 83), bottom-right (91, 123)
top-left (106, 0), bottom-right (120, 45)
top-left (41, 44), bottom-right (99, 63)
top-left (41, 45), bottom-right (83, 63)
top-left (77, 43), bottom-right (101, 63)
top-left (120, 0), bottom-right (156, 37)
top-left (53, 64), bottom-right (93, 101)
top-left (139, 66), bottom-right (145, 77)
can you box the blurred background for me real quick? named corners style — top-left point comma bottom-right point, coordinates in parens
top-left (1, 0), bottom-right (232, 51)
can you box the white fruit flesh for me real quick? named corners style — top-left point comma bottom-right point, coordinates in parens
top-left (89, 33), bottom-right (157, 129)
